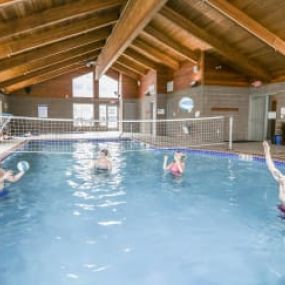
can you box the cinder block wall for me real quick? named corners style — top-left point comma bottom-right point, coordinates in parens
top-left (250, 82), bottom-right (285, 135)
top-left (165, 85), bottom-right (250, 141)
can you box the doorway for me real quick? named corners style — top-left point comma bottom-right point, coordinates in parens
top-left (99, 104), bottom-right (118, 129)
top-left (266, 97), bottom-right (277, 142)
top-left (248, 96), bottom-right (268, 141)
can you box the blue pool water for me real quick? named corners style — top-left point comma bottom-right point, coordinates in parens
top-left (1, 141), bottom-right (285, 285)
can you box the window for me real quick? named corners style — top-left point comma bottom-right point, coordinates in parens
top-left (99, 104), bottom-right (118, 128)
top-left (38, 104), bottom-right (48, 118)
top-left (72, 72), bottom-right (94, 98)
top-left (99, 75), bottom-right (119, 98)
top-left (73, 103), bottom-right (94, 127)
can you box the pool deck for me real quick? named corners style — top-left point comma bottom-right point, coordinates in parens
top-left (0, 140), bottom-right (27, 161)
top-left (198, 142), bottom-right (285, 161)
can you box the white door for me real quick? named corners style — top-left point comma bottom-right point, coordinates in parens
top-left (107, 105), bottom-right (118, 129)
top-left (99, 104), bottom-right (118, 129)
top-left (248, 96), bottom-right (268, 141)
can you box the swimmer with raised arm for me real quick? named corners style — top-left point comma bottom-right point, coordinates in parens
top-left (263, 141), bottom-right (285, 212)
top-left (90, 149), bottom-right (112, 171)
top-left (0, 168), bottom-right (25, 194)
top-left (163, 151), bottom-right (186, 176)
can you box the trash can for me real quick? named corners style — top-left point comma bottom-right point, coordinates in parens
top-left (274, 135), bottom-right (283, 145)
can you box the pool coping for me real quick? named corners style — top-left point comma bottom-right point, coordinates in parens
top-left (0, 138), bottom-right (284, 167)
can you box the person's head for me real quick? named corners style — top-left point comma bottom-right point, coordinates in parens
top-left (100, 149), bottom-right (109, 157)
top-left (174, 151), bottom-right (186, 162)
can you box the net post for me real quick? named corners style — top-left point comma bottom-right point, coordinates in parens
top-left (130, 123), bottom-right (133, 140)
top-left (228, 116), bottom-right (233, 150)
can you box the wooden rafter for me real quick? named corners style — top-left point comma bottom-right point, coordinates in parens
top-left (0, 28), bottom-right (109, 74)
top-left (0, 0), bottom-right (122, 40)
top-left (143, 25), bottom-right (198, 63)
top-left (0, 42), bottom-right (103, 82)
top-left (5, 65), bottom-right (86, 94)
top-left (160, 6), bottom-right (271, 81)
top-left (123, 48), bottom-right (160, 70)
top-left (131, 37), bottom-right (179, 69)
top-left (112, 63), bottom-right (140, 80)
top-left (0, 0), bottom-right (21, 6)
top-left (0, 11), bottom-right (117, 60)
top-left (117, 55), bottom-right (148, 75)
top-left (204, 0), bottom-right (285, 56)
top-left (1, 51), bottom-right (99, 88)
top-left (95, 0), bottom-right (167, 79)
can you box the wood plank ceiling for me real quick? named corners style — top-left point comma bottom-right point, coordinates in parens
top-left (1, 0), bottom-right (285, 93)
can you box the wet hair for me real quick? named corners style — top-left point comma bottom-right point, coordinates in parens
top-left (100, 149), bottom-right (109, 156)
top-left (180, 154), bottom-right (186, 162)
top-left (175, 151), bottom-right (186, 162)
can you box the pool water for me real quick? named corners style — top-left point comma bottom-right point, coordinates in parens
top-left (1, 141), bottom-right (285, 285)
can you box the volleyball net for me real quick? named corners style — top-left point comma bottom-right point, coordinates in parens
top-left (0, 115), bottom-right (230, 154)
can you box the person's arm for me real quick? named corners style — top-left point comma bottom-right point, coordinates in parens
top-left (0, 169), bottom-right (6, 184)
top-left (176, 162), bottom-right (185, 174)
top-left (163, 155), bottom-right (169, 170)
top-left (89, 160), bottom-right (95, 169)
top-left (263, 141), bottom-right (283, 182)
top-left (5, 171), bottom-right (25, 183)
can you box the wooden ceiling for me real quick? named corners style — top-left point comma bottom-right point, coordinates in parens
top-left (1, 0), bottom-right (285, 94)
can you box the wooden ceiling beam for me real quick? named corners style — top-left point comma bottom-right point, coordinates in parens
top-left (143, 25), bottom-right (198, 63)
top-left (0, 51), bottom-right (99, 88)
top-left (117, 55), bottom-right (148, 75)
top-left (95, 0), bottom-right (167, 79)
top-left (131, 37), bottom-right (179, 69)
top-left (123, 48), bottom-right (161, 70)
top-left (204, 0), bottom-right (285, 57)
top-left (5, 65), bottom-right (86, 94)
top-left (112, 63), bottom-right (140, 80)
top-left (0, 27), bottom-right (109, 74)
top-left (0, 0), bottom-right (122, 40)
top-left (0, 42), bottom-right (103, 82)
top-left (0, 11), bottom-right (117, 60)
top-left (160, 6), bottom-right (271, 81)
top-left (0, 0), bottom-right (21, 6)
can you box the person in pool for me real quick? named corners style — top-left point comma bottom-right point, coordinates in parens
top-left (263, 141), bottom-right (285, 212)
top-left (163, 151), bottom-right (186, 176)
top-left (90, 149), bottom-right (112, 171)
top-left (0, 167), bottom-right (25, 193)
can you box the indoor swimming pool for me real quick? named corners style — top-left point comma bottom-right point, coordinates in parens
top-left (0, 141), bottom-right (285, 285)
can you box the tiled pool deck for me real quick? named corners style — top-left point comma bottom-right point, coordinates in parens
top-left (199, 142), bottom-right (285, 161)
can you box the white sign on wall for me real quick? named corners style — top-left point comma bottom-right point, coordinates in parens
top-left (166, 81), bottom-right (174, 93)
top-left (268, 111), bottom-right (276, 119)
top-left (149, 84), bottom-right (155, 95)
top-left (157, 108), bottom-right (165, 115)
top-left (38, 104), bottom-right (48, 118)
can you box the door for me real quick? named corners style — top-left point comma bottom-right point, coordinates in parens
top-left (248, 96), bottom-right (268, 141)
top-left (267, 98), bottom-right (276, 141)
top-left (107, 105), bottom-right (118, 129)
top-left (99, 104), bottom-right (118, 129)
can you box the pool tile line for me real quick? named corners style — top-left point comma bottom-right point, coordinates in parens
top-left (2, 139), bottom-right (285, 169)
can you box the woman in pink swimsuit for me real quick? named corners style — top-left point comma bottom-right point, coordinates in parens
top-left (163, 151), bottom-right (186, 177)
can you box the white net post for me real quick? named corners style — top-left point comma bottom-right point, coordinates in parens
top-left (228, 116), bottom-right (233, 150)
